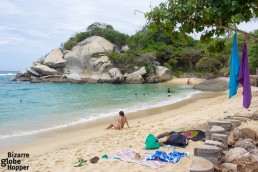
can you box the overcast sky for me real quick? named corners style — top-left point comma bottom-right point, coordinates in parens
top-left (0, 0), bottom-right (258, 71)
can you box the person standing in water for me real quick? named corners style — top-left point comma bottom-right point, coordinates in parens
top-left (106, 111), bottom-right (129, 130)
top-left (167, 88), bottom-right (171, 97)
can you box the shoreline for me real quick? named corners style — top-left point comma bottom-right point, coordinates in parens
top-left (0, 79), bottom-right (203, 150)
top-left (0, 89), bottom-right (223, 156)
top-left (0, 77), bottom-right (202, 143)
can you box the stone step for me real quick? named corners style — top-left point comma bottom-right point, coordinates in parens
top-left (190, 156), bottom-right (214, 172)
top-left (211, 134), bottom-right (228, 148)
top-left (253, 110), bottom-right (258, 120)
top-left (220, 119), bottom-right (241, 128)
top-left (204, 140), bottom-right (224, 149)
top-left (206, 125), bottom-right (226, 140)
top-left (194, 145), bottom-right (222, 164)
top-left (224, 116), bottom-right (249, 122)
top-left (234, 113), bottom-right (253, 119)
top-left (207, 121), bottom-right (232, 132)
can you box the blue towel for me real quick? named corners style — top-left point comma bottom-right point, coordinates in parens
top-left (146, 150), bottom-right (189, 164)
top-left (229, 34), bottom-right (240, 99)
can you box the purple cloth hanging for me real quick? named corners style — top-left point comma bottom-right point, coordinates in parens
top-left (238, 41), bottom-right (252, 108)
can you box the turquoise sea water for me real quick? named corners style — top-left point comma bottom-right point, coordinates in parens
top-left (0, 71), bottom-right (200, 140)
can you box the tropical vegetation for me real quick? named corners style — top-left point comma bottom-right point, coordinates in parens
top-left (62, 0), bottom-right (258, 76)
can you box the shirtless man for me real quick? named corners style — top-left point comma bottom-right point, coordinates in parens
top-left (106, 111), bottom-right (129, 130)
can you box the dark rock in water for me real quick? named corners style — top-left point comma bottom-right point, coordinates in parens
top-left (16, 76), bottom-right (31, 81)
top-left (40, 75), bottom-right (67, 83)
top-left (12, 71), bottom-right (28, 81)
top-left (193, 77), bottom-right (229, 91)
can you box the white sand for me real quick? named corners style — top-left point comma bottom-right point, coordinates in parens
top-left (0, 79), bottom-right (257, 172)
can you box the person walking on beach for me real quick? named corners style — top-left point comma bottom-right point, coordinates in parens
top-left (167, 88), bottom-right (171, 97)
top-left (106, 111), bottom-right (129, 130)
top-left (187, 73), bottom-right (192, 85)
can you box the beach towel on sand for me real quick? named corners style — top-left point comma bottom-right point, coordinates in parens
top-left (146, 150), bottom-right (189, 164)
top-left (112, 149), bottom-right (166, 169)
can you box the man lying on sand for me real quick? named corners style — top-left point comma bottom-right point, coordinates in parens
top-left (106, 111), bottom-right (129, 130)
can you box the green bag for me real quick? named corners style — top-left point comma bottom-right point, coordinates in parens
top-left (145, 134), bottom-right (160, 150)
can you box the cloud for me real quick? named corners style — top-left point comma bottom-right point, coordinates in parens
top-left (0, 0), bottom-right (28, 16)
top-left (0, 0), bottom-right (258, 71)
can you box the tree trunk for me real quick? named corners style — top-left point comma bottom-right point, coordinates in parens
top-left (256, 68), bottom-right (258, 75)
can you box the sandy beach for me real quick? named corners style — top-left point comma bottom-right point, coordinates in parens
top-left (1, 78), bottom-right (258, 172)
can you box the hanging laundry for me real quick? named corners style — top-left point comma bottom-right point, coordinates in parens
top-left (229, 33), bottom-right (240, 99)
top-left (238, 39), bottom-right (252, 108)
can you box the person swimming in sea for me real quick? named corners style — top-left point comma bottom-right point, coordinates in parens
top-left (167, 88), bottom-right (171, 97)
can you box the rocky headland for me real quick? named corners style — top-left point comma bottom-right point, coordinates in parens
top-left (13, 36), bottom-right (173, 84)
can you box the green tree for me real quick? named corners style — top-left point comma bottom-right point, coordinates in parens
top-left (145, 0), bottom-right (258, 42)
top-left (249, 30), bottom-right (258, 74)
top-left (63, 22), bottom-right (129, 50)
top-left (196, 56), bottom-right (222, 72)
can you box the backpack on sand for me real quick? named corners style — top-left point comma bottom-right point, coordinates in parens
top-left (165, 133), bottom-right (188, 147)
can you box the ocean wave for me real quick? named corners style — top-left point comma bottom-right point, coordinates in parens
top-left (0, 73), bottom-right (16, 76)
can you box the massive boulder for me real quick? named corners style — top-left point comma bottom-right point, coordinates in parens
top-left (26, 67), bottom-right (40, 77)
top-left (193, 77), bottom-right (229, 91)
top-left (66, 73), bottom-right (81, 81)
top-left (125, 73), bottom-right (145, 84)
top-left (155, 66), bottom-right (172, 82)
top-left (131, 67), bottom-right (147, 76)
top-left (99, 73), bottom-right (116, 83)
top-left (92, 56), bottom-right (112, 72)
top-left (64, 36), bottom-right (115, 73)
top-left (88, 75), bottom-right (100, 84)
top-left (93, 56), bottom-right (109, 68)
top-left (43, 48), bottom-right (66, 68)
top-left (31, 64), bottom-right (59, 76)
top-left (108, 68), bottom-right (123, 82)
